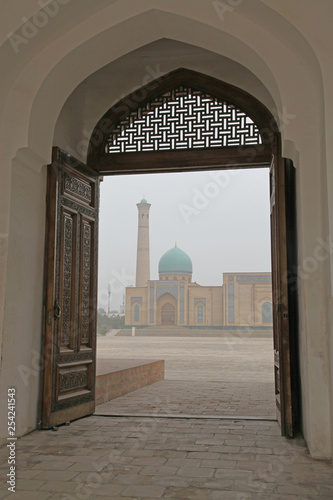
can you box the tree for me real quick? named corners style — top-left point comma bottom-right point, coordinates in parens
top-left (97, 312), bottom-right (125, 335)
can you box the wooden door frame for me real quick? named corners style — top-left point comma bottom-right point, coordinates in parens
top-left (85, 68), bottom-right (299, 435)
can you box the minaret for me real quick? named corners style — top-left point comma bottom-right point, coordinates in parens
top-left (135, 196), bottom-right (151, 287)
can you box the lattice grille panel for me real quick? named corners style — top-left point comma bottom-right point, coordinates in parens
top-left (106, 87), bottom-right (262, 153)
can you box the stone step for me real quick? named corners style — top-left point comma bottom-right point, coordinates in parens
top-left (116, 326), bottom-right (273, 337)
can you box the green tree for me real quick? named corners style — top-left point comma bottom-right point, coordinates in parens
top-left (97, 312), bottom-right (125, 335)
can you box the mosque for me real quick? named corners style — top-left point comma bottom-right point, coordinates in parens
top-left (125, 198), bottom-right (273, 328)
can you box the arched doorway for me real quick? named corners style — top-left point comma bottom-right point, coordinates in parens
top-left (161, 303), bottom-right (175, 325)
top-left (262, 301), bottom-right (273, 324)
top-left (196, 303), bottom-right (205, 325)
top-left (40, 68), bottom-right (299, 437)
top-left (156, 292), bottom-right (178, 326)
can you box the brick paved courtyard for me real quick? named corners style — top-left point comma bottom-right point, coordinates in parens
top-left (97, 332), bottom-right (275, 382)
top-left (96, 333), bottom-right (275, 418)
top-left (95, 380), bottom-right (275, 419)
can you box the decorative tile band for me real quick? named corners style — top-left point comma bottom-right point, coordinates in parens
top-left (131, 297), bottom-right (143, 304)
top-left (194, 298), bottom-right (206, 305)
top-left (236, 275), bottom-right (271, 282)
top-left (156, 286), bottom-right (178, 300)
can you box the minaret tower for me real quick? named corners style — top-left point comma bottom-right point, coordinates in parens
top-left (135, 196), bottom-right (151, 287)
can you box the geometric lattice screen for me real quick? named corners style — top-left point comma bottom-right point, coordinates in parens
top-left (106, 86), bottom-right (262, 153)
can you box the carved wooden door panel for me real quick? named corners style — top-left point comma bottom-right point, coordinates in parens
top-left (40, 148), bottom-right (99, 429)
top-left (270, 155), bottom-right (297, 437)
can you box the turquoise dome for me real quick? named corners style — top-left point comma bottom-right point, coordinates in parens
top-left (140, 198), bottom-right (147, 203)
top-left (158, 246), bottom-right (193, 275)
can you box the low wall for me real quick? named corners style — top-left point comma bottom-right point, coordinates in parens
top-left (95, 359), bottom-right (165, 406)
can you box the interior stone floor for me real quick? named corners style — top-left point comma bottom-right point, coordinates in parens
top-left (0, 416), bottom-right (332, 499)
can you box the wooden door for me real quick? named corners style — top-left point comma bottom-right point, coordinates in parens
top-left (161, 304), bottom-right (175, 325)
top-left (39, 148), bottom-right (99, 429)
top-left (270, 155), bottom-right (298, 437)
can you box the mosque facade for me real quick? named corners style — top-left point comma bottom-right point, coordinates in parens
top-left (125, 198), bottom-right (273, 328)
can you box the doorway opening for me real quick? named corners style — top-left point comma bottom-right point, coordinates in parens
top-left (40, 69), bottom-right (299, 437)
top-left (95, 167), bottom-right (275, 421)
top-left (161, 304), bottom-right (175, 325)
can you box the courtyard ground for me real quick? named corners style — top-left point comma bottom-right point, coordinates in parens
top-left (96, 331), bottom-right (275, 418)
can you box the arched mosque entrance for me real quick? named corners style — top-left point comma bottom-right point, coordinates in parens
top-left (40, 68), bottom-right (299, 437)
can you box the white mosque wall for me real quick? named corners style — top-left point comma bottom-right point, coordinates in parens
top-left (0, 2), bottom-right (332, 459)
top-left (0, 154), bottom-right (47, 442)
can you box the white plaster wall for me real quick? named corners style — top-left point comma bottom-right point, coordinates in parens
top-left (0, 0), bottom-right (332, 459)
top-left (0, 153), bottom-right (47, 443)
top-left (53, 40), bottom-right (277, 161)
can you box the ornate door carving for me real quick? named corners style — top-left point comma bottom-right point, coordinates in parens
top-left (39, 148), bottom-right (99, 428)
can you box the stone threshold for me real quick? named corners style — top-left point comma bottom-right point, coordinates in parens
top-left (93, 412), bottom-right (277, 421)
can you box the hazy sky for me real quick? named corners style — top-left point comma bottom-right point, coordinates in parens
top-left (98, 168), bottom-right (271, 311)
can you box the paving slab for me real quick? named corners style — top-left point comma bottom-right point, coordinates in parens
top-left (0, 416), bottom-right (332, 499)
top-left (1, 334), bottom-right (331, 497)
top-left (95, 379), bottom-right (275, 418)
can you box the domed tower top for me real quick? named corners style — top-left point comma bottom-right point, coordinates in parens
top-left (158, 245), bottom-right (192, 280)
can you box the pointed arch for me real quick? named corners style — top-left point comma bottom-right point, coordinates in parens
top-left (133, 304), bottom-right (140, 323)
top-left (87, 68), bottom-right (279, 173)
top-left (262, 301), bottom-right (273, 324)
top-left (86, 67), bottom-right (299, 437)
top-left (196, 303), bottom-right (204, 324)
top-left (157, 292), bottom-right (178, 326)
top-left (161, 303), bottom-right (175, 325)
